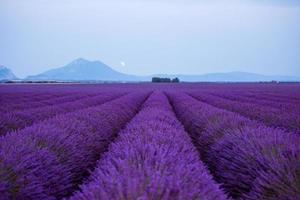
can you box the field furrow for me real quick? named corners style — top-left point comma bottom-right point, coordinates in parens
top-left (167, 91), bottom-right (300, 199)
top-left (0, 92), bottom-right (149, 200)
top-left (0, 92), bottom-right (126, 135)
top-left (70, 92), bottom-right (229, 200)
top-left (188, 92), bottom-right (300, 132)
top-left (206, 92), bottom-right (300, 114)
top-left (0, 83), bottom-right (299, 200)
top-left (0, 93), bottom-right (98, 113)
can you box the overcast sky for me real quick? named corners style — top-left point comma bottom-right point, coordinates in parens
top-left (0, 0), bottom-right (299, 78)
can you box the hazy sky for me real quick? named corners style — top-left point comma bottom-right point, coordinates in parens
top-left (1, 0), bottom-right (300, 78)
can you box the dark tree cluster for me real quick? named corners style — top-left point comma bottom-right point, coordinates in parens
top-left (152, 77), bottom-right (180, 83)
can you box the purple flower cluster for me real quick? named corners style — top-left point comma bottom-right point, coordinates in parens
top-left (168, 92), bottom-right (300, 199)
top-left (0, 92), bottom-right (94, 113)
top-left (0, 83), bottom-right (299, 200)
top-left (0, 92), bottom-right (126, 135)
top-left (167, 92), bottom-right (258, 159)
top-left (70, 92), bottom-right (229, 200)
top-left (0, 92), bottom-right (148, 199)
top-left (208, 91), bottom-right (300, 114)
top-left (210, 126), bottom-right (300, 200)
top-left (188, 92), bottom-right (300, 132)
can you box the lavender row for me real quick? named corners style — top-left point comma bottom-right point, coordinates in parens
top-left (70, 92), bottom-right (228, 200)
top-left (246, 89), bottom-right (300, 102)
top-left (230, 91), bottom-right (300, 105)
top-left (0, 92), bottom-right (149, 200)
top-left (0, 92), bottom-right (125, 135)
top-left (214, 90), bottom-right (300, 104)
top-left (207, 92), bottom-right (300, 114)
top-left (0, 93), bottom-right (99, 113)
top-left (0, 93), bottom-right (65, 105)
top-left (168, 92), bottom-right (300, 199)
top-left (188, 92), bottom-right (300, 132)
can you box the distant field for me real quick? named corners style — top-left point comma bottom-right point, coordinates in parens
top-left (0, 83), bottom-right (299, 200)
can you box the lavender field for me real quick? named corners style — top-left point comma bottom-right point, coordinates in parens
top-left (0, 83), bottom-right (299, 200)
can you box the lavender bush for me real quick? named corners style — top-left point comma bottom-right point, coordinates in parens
top-left (168, 92), bottom-right (300, 199)
top-left (0, 92), bottom-right (125, 135)
top-left (70, 92), bottom-right (229, 200)
top-left (209, 126), bottom-right (300, 200)
top-left (0, 83), bottom-right (299, 200)
top-left (189, 92), bottom-right (300, 132)
top-left (0, 92), bottom-right (148, 199)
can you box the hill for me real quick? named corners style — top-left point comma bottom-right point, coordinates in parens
top-left (26, 58), bottom-right (140, 81)
top-left (0, 66), bottom-right (18, 80)
top-left (26, 59), bottom-right (300, 82)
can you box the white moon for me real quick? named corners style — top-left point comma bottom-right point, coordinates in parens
top-left (121, 61), bottom-right (126, 67)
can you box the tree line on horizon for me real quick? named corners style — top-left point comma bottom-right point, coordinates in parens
top-left (152, 77), bottom-right (180, 83)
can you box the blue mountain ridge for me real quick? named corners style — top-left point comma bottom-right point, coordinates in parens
top-left (0, 65), bottom-right (18, 80)
top-left (25, 58), bottom-right (300, 82)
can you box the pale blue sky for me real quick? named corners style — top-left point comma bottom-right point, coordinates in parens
top-left (0, 0), bottom-right (299, 78)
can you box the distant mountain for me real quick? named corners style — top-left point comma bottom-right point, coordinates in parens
top-left (26, 58), bottom-right (140, 81)
top-left (156, 72), bottom-right (300, 82)
top-left (0, 66), bottom-right (18, 80)
top-left (26, 58), bottom-right (300, 82)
